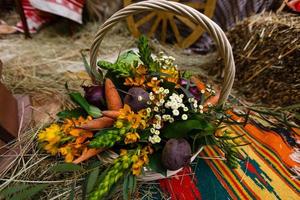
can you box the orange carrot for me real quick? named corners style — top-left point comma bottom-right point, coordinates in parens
top-left (191, 76), bottom-right (206, 91)
top-left (81, 116), bottom-right (114, 130)
top-left (105, 78), bottom-right (123, 110)
top-left (204, 89), bottom-right (220, 107)
top-left (102, 110), bottom-right (120, 119)
top-left (73, 148), bottom-right (103, 164)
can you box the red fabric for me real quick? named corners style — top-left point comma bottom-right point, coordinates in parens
top-left (287, 0), bottom-right (300, 12)
top-left (159, 167), bottom-right (201, 200)
top-left (16, 0), bottom-right (85, 33)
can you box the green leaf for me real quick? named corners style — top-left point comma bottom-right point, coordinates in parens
top-left (123, 173), bottom-right (137, 200)
top-left (80, 50), bottom-right (103, 82)
top-left (148, 151), bottom-right (167, 177)
top-left (0, 184), bottom-right (31, 198)
top-left (69, 92), bottom-right (102, 118)
top-left (117, 50), bottom-right (141, 64)
top-left (98, 60), bottom-right (132, 77)
top-left (138, 35), bottom-right (153, 66)
top-left (57, 107), bottom-right (87, 119)
top-left (86, 166), bottom-right (100, 194)
top-left (182, 71), bottom-right (193, 79)
top-left (50, 163), bottom-right (83, 173)
top-left (162, 119), bottom-right (210, 138)
top-left (69, 183), bottom-right (75, 200)
top-left (10, 184), bottom-right (49, 200)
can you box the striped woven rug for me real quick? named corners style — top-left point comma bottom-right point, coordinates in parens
top-left (158, 111), bottom-right (300, 200)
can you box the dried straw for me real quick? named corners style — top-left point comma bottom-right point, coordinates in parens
top-left (208, 12), bottom-right (300, 107)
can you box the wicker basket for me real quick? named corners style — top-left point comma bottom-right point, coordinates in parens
top-left (89, 0), bottom-right (236, 181)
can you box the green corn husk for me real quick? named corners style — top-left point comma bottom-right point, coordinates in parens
top-left (89, 155), bottom-right (132, 200)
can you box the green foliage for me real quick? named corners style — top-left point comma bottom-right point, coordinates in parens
top-left (123, 172), bottom-right (137, 200)
top-left (182, 71), bottom-right (193, 79)
top-left (89, 156), bottom-right (132, 200)
top-left (1, 184), bottom-right (49, 200)
top-left (148, 151), bottom-right (167, 177)
top-left (162, 118), bottom-right (215, 139)
top-left (50, 163), bottom-right (83, 172)
top-left (89, 128), bottom-right (126, 148)
top-left (117, 50), bottom-right (141, 64)
top-left (137, 35), bottom-right (159, 72)
top-left (69, 92), bottom-right (102, 118)
top-left (138, 36), bottom-right (153, 66)
top-left (57, 107), bottom-right (87, 119)
top-left (86, 166), bottom-right (100, 194)
top-left (0, 184), bottom-right (31, 198)
top-left (80, 49), bottom-right (103, 83)
top-left (98, 60), bottom-right (132, 77)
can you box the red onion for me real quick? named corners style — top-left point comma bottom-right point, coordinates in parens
top-left (82, 85), bottom-right (106, 109)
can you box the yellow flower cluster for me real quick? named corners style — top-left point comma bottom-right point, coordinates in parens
top-left (38, 116), bottom-right (94, 162)
top-left (38, 124), bottom-right (62, 155)
top-left (124, 65), bottom-right (147, 87)
top-left (117, 104), bottom-right (148, 130)
top-left (131, 146), bottom-right (153, 176)
top-left (115, 104), bottom-right (149, 144)
top-left (160, 66), bottom-right (179, 84)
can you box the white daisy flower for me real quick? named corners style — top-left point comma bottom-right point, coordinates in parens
top-left (183, 107), bottom-right (189, 112)
top-left (169, 118), bottom-right (175, 123)
top-left (172, 109), bottom-right (179, 116)
top-left (150, 128), bottom-right (155, 133)
top-left (150, 95), bottom-right (155, 101)
top-left (153, 135), bottom-right (161, 143)
top-left (154, 130), bottom-right (160, 135)
top-left (182, 114), bottom-right (188, 120)
top-left (146, 107), bottom-right (151, 113)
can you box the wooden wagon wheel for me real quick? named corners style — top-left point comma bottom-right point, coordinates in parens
top-left (124, 0), bottom-right (217, 48)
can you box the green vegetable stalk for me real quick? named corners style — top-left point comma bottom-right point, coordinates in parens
top-left (89, 154), bottom-right (133, 200)
top-left (89, 128), bottom-right (127, 148)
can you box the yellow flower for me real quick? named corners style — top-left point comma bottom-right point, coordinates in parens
top-left (160, 67), bottom-right (179, 84)
top-left (124, 76), bottom-right (146, 87)
top-left (135, 65), bottom-right (147, 75)
top-left (124, 132), bottom-right (140, 144)
top-left (118, 104), bottom-right (133, 120)
top-left (120, 149), bottom-right (127, 156)
top-left (59, 146), bottom-right (74, 163)
top-left (44, 143), bottom-right (58, 155)
top-left (38, 124), bottom-right (61, 143)
top-left (115, 120), bottom-right (124, 128)
top-left (117, 105), bottom-right (147, 130)
top-left (132, 160), bottom-right (144, 176)
top-left (146, 77), bottom-right (161, 92)
top-left (128, 114), bottom-right (142, 129)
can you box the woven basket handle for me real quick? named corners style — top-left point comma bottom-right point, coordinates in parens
top-left (90, 0), bottom-right (235, 105)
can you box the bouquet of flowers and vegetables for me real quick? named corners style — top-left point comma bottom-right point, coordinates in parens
top-left (38, 36), bottom-right (244, 199)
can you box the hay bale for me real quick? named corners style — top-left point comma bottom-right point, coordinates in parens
top-left (210, 12), bottom-right (300, 107)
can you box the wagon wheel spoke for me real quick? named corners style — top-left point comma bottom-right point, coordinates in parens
top-left (161, 17), bottom-right (168, 43)
top-left (175, 15), bottom-right (196, 29)
top-left (182, 2), bottom-right (205, 10)
top-left (135, 12), bottom-right (156, 27)
top-left (168, 15), bottom-right (182, 44)
top-left (181, 26), bottom-right (205, 48)
top-left (147, 16), bottom-right (162, 37)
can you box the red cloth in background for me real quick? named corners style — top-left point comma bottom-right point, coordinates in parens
top-left (287, 0), bottom-right (300, 12)
top-left (16, 0), bottom-right (85, 33)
